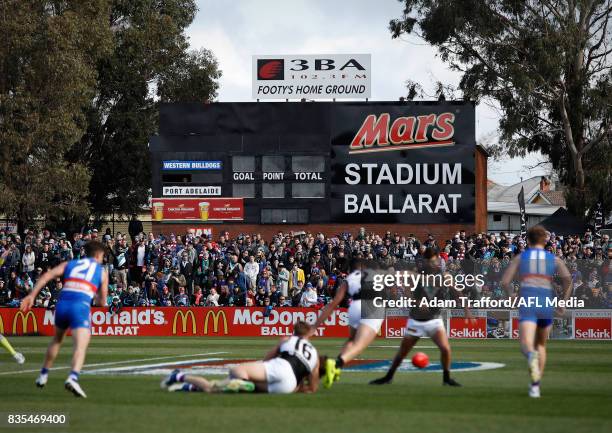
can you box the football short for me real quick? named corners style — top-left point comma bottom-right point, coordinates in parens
top-left (55, 299), bottom-right (91, 330)
top-left (348, 299), bottom-right (383, 332)
top-left (518, 289), bottom-right (553, 327)
top-left (518, 310), bottom-right (553, 328)
top-left (404, 318), bottom-right (445, 338)
top-left (263, 358), bottom-right (297, 394)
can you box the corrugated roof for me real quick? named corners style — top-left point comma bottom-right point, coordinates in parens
top-left (539, 190), bottom-right (566, 206)
top-left (488, 201), bottom-right (561, 216)
top-left (487, 176), bottom-right (542, 202)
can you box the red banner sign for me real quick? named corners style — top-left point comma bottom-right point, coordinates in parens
top-left (384, 314), bottom-right (408, 338)
top-left (0, 307), bottom-right (349, 338)
top-left (151, 198), bottom-right (243, 222)
top-left (511, 311), bottom-right (519, 339)
top-left (448, 310), bottom-right (487, 339)
top-left (574, 311), bottom-right (612, 340)
top-left (1, 308), bottom-right (611, 339)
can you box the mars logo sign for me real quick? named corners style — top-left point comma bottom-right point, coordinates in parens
top-left (349, 112), bottom-right (455, 154)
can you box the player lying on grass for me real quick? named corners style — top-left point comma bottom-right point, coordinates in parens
top-left (370, 247), bottom-right (466, 387)
top-left (309, 258), bottom-right (384, 388)
top-left (501, 225), bottom-right (572, 398)
top-left (0, 334), bottom-right (25, 364)
top-left (20, 241), bottom-right (108, 398)
top-left (161, 321), bottom-right (326, 394)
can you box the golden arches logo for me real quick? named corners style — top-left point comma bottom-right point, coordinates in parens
top-left (13, 311), bottom-right (38, 334)
top-left (172, 310), bottom-right (196, 335)
top-left (203, 310), bottom-right (228, 335)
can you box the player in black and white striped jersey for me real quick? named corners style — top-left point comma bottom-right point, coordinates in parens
top-left (161, 321), bottom-right (326, 394)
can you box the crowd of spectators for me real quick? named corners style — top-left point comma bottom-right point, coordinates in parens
top-left (0, 224), bottom-right (610, 310)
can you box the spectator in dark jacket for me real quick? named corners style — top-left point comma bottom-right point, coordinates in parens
top-left (128, 214), bottom-right (144, 243)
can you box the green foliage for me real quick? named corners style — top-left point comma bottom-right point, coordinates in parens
top-left (391, 0), bottom-right (612, 216)
top-left (1, 1), bottom-right (221, 230)
top-left (158, 48), bottom-right (221, 103)
top-left (0, 0), bottom-right (113, 232)
top-left (69, 0), bottom-right (221, 218)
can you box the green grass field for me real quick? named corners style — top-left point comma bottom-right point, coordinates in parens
top-left (1, 337), bottom-right (611, 433)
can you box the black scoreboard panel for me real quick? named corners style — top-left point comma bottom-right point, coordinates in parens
top-left (151, 102), bottom-right (476, 225)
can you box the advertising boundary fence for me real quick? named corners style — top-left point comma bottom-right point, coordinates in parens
top-left (0, 308), bottom-right (610, 340)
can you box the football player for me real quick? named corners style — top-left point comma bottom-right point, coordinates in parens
top-left (161, 321), bottom-right (325, 394)
top-left (501, 226), bottom-right (572, 397)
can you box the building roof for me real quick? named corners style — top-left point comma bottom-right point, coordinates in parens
top-left (487, 176), bottom-right (542, 203)
top-left (488, 201), bottom-right (561, 216)
top-left (535, 190), bottom-right (566, 206)
top-left (486, 179), bottom-right (498, 191)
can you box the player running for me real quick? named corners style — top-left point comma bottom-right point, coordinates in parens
top-left (370, 247), bottom-right (464, 387)
top-left (310, 258), bottom-right (384, 388)
top-left (501, 226), bottom-right (571, 398)
top-left (20, 241), bottom-right (108, 398)
top-left (161, 321), bottom-right (326, 394)
top-left (0, 334), bottom-right (25, 364)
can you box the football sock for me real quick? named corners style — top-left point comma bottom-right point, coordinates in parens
top-left (69, 371), bottom-right (80, 382)
top-left (336, 356), bottom-right (345, 368)
top-left (443, 369), bottom-right (450, 382)
top-left (0, 335), bottom-right (17, 356)
top-left (40, 368), bottom-right (49, 376)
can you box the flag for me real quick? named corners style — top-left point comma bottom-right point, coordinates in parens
top-left (518, 186), bottom-right (527, 237)
top-left (594, 190), bottom-right (604, 239)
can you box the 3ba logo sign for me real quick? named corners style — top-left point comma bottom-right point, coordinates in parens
top-left (171, 310), bottom-right (229, 335)
top-left (13, 311), bottom-right (38, 334)
top-left (257, 59), bottom-right (284, 80)
top-left (257, 57), bottom-right (367, 80)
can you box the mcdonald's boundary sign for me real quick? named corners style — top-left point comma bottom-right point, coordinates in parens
top-left (0, 307), bottom-right (351, 337)
top-left (0, 308), bottom-right (610, 339)
top-left (12, 311), bottom-right (38, 335)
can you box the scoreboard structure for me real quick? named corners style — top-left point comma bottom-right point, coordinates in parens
top-left (150, 102), bottom-right (487, 239)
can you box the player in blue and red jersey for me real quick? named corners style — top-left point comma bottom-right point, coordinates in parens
top-left (502, 226), bottom-right (572, 398)
top-left (20, 241), bottom-right (108, 398)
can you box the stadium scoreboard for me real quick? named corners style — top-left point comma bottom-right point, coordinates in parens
top-left (150, 101), bottom-right (482, 228)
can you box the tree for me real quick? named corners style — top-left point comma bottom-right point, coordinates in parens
top-left (0, 1), bottom-right (112, 233)
top-left (390, 0), bottom-right (612, 215)
top-left (68, 1), bottom-right (221, 218)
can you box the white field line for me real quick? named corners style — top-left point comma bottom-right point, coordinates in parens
top-left (0, 351), bottom-right (228, 376)
top-left (85, 357), bottom-right (225, 374)
top-left (368, 345), bottom-right (438, 349)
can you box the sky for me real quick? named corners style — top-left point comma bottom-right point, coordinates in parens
top-left (186, 0), bottom-right (552, 185)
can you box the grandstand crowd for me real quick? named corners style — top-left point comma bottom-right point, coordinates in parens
top-left (0, 223), bottom-right (610, 310)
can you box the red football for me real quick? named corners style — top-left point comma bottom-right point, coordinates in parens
top-left (412, 352), bottom-right (429, 369)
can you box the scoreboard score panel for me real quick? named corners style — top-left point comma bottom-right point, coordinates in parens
top-left (150, 101), bottom-right (478, 225)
